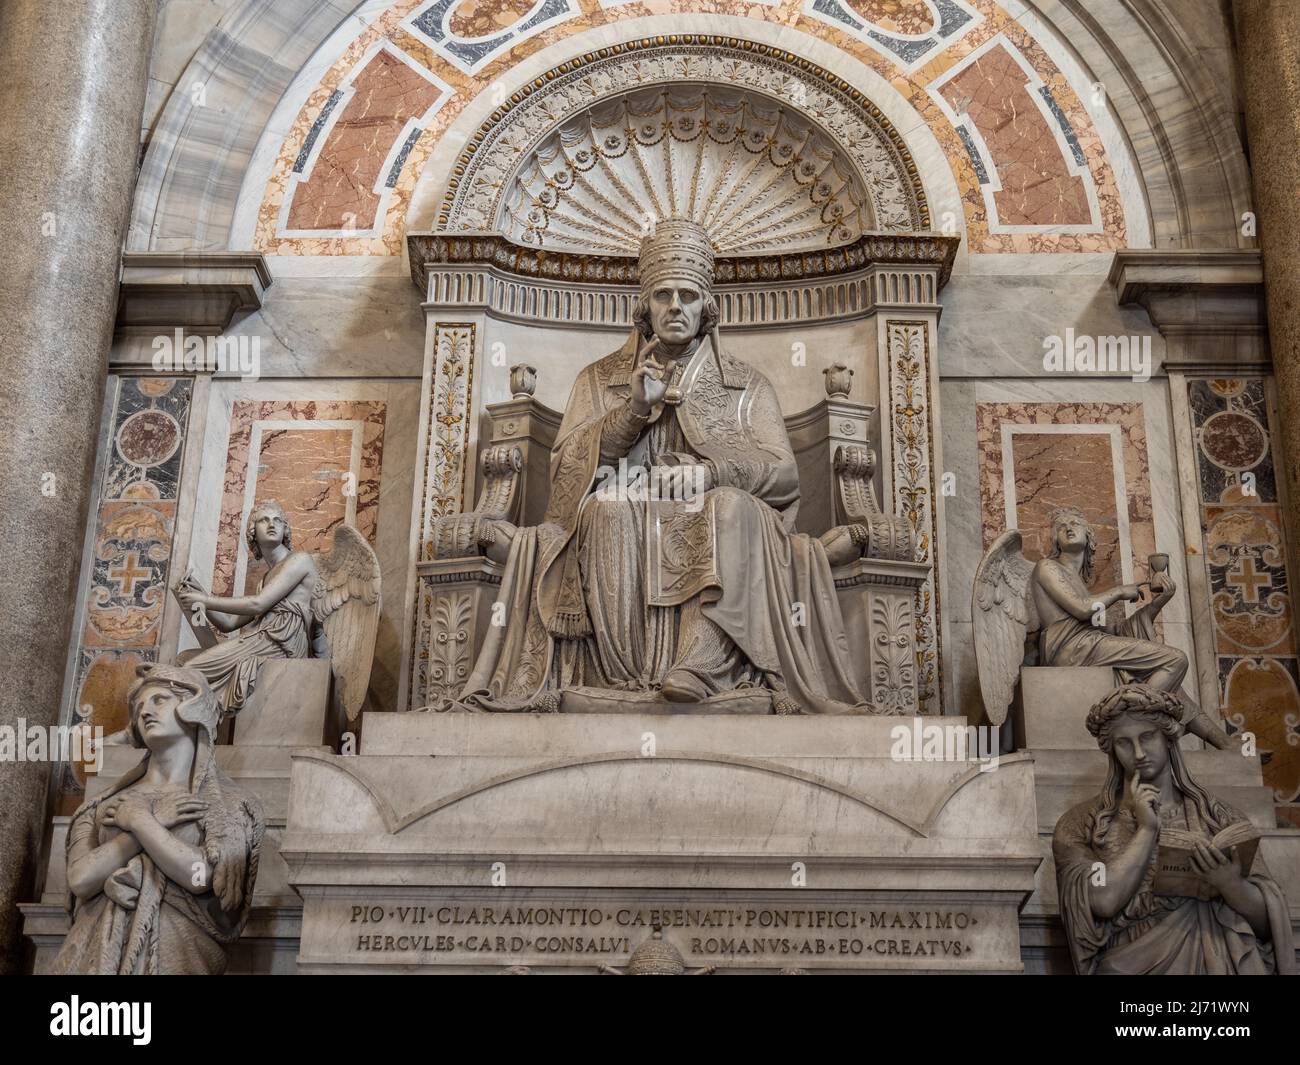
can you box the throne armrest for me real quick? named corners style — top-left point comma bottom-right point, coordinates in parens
top-left (429, 445), bottom-right (522, 559)
top-left (832, 445), bottom-right (916, 562)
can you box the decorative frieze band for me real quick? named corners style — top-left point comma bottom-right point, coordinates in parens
top-left (410, 231), bottom-right (957, 295)
top-left (418, 250), bottom-right (948, 332)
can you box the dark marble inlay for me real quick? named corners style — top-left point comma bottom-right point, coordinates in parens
top-left (1037, 85), bottom-right (1087, 168)
top-left (956, 124), bottom-right (990, 184)
top-left (386, 127), bottom-right (423, 188)
top-left (294, 88), bottom-right (343, 174)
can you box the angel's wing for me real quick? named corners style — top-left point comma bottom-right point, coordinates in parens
top-left (971, 530), bottom-right (1038, 725)
top-left (312, 524), bottom-right (381, 726)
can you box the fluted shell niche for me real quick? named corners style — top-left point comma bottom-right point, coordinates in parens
top-left (500, 85), bottom-right (878, 255)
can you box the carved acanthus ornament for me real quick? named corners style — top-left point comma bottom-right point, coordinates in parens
top-left (887, 321), bottom-right (941, 711)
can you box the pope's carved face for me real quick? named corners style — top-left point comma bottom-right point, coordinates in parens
top-left (1109, 713), bottom-right (1170, 784)
top-left (645, 277), bottom-right (705, 346)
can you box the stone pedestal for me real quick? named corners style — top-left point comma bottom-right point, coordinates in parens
top-left (1013, 667), bottom-right (1115, 750)
top-left (836, 558), bottom-right (932, 713)
top-left (283, 714), bottom-right (1041, 973)
top-left (235, 658), bottom-right (332, 747)
top-left (410, 557), bottom-right (503, 710)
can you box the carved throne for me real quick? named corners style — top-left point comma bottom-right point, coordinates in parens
top-left (413, 365), bottom-right (929, 714)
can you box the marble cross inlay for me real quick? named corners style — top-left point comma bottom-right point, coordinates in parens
top-left (1227, 555), bottom-right (1270, 603)
top-left (109, 551), bottom-right (151, 597)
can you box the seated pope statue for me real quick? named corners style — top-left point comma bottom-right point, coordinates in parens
top-left (449, 219), bottom-right (875, 715)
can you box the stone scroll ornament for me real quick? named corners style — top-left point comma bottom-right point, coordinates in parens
top-left (428, 219), bottom-right (905, 716)
top-left (52, 665), bottom-right (265, 975)
top-left (972, 506), bottom-right (1231, 748)
top-left (173, 500), bottom-right (381, 727)
top-left (1053, 684), bottom-right (1293, 975)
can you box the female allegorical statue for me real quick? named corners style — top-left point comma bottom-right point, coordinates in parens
top-left (52, 665), bottom-right (264, 974)
top-left (1053, 684), bottom-right (1292, 974)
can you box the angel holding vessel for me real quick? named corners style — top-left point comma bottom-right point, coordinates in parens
top-left (974, 505), bottom-right (1231, 749)
top-left (173, 499), bottom-right (380, 723)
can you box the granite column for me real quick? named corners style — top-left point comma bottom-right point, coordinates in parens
top-left (0, 0), bottom-right (156, 970)
top-left (1235, 1), bottom-right (1300, 560)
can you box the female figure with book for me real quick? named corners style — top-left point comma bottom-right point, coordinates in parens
top-left (1053, 684), bottom-right (1293, 974)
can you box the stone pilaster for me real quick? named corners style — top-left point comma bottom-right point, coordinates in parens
top-left (1110, 249), bottom-right (1267, 719)
top-left (0, 0), bottom-right (156, 971)
top-left (400, 265), bottom-right (490, 709)
top-left (870, 264), bottom-right (946, 714)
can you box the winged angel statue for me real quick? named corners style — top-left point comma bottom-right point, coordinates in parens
top-left (174, 500), bottom-right (381, 729)
top-left (973, 506), bottom-right (1230, 748)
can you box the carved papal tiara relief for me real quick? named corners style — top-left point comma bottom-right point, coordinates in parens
top-left (439, 37), bottom-right (928, 238)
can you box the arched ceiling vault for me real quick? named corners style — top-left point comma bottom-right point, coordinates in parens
top-left (130, 0), bottom-right (1254, 261)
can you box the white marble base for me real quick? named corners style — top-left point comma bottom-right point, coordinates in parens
top-left (1015, 666), bottom-right (1116, 750)
top-left (283, 713), bottom-right (1042, 973)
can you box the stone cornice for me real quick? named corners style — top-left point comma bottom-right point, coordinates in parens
top-left (408, 231), bottom-right (959, 297)
top-left (116, 251), bottom-right (272, 334)
top-left (1110, 248), bottom-right (1268, 368)
top-left (1109, 249), bottom-right (1264, 330)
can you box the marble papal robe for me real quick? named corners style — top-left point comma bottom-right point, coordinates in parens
top-left (456, 331), bottom-right (873, 714)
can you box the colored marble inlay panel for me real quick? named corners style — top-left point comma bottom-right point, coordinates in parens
top-left (937, 41), bottom-right (1091, 227)
top-left (408, 0), bottom-right (580, 74)
top-left (286, 46), bottom-right (450, 233)
top-left (807, 0), bottom-right (977, 69)
top-left (242, 427), bottom-right (357, 593)
top-left (255, 0), bottom-right (1126, 256)
top-left (1189, 378), bottom-right (1299, 824)
top-left (69, 377), bottom-right (194, 790)
top-left (976, 402), bottom-right (1155, 627)
top-left (1007, 431), bottom-right (1123, 591)
top-left (215, 400), bottom-right (387, 596)
top-left (846, 0), bottom-right (937, 36)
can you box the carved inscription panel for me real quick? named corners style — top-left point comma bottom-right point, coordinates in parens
top-left (301, 893), bottom-right (1019, 971)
